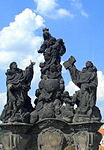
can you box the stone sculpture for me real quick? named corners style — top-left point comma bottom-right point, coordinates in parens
top-left (0, 28), bottom-right (102, 150)
top-left (64, 56), bottom-right (102, 122)
top-left (30, 28), bottom-right (75, 123)
top-left (0, 28), bottom-right (102, 126)
top-left (0, 61), bottom-right (35, 123)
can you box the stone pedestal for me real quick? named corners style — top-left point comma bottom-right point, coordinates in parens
top-left (0, 120), bottom-right (102, 150)
top-left (36, 119), bottom-right (102, 150)
top-left (0, 123), bottom-right (36, 150)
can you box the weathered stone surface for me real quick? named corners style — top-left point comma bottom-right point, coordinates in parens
top-left (0, 123), bottom-right (36, 150)
top-left (1, 133), bottom-right (31, 150)
top-left (0, 28), bottom-right (102, 150)
top-left (64, 56), bottom-right (102, 123)
top-left (30, 28), bottom-right (75, 124)
top-left (0, 119), bottom-right (102, 150)
top-left (64, 146), bottom-right (75, 150)
top-left (38, 127), bottom-right (65, 150)
top-left (36, 119), bottom-right (102, 150)
top-left (0, 61), bottom-right (35, 123)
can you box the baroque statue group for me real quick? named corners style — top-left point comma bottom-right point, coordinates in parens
top-left (0, 28), bottom-right (102, 124)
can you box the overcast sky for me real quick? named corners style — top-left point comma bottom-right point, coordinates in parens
top-left (0, 0), bottom-right (104, 119)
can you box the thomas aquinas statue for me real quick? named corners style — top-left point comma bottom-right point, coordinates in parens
top-left (64, 56), bottom-right (102, 122)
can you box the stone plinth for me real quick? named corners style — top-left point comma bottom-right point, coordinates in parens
top-left (0, 123), bottom-right (36, 150)
top-left (0, 119), bottom-right (102, 150)
top-left (36, 119), bottom-right (102, 150)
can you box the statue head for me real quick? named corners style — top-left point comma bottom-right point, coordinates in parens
top-left (43, 75), bottom-right (48, 80)
top-left (35, 89), bottom-right (40, 97)
top-left (54, 99), bottom-right (61, 107)
top-left (39, 63), bottom-right (45, 68)
top-left (63, 91), bottom-right (69, 98)
top-left (57, 38), bottom-right (63, 45)
top-left (86, 61), bottom-right (93, 68)
top-left (43, 28), bottom-right (49, 32)
top-left (9, 62), bottom-right (17, 70)
top-left (43, 28), bottom-right (51, 40)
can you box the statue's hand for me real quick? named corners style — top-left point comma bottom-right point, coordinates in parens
top-left (30, 60), bottom-right (36, 66)
top-left (38, 48), bottom-right (44, 53)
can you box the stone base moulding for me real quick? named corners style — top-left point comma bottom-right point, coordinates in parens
top-left (0, 119), bottom-right (103, 150)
